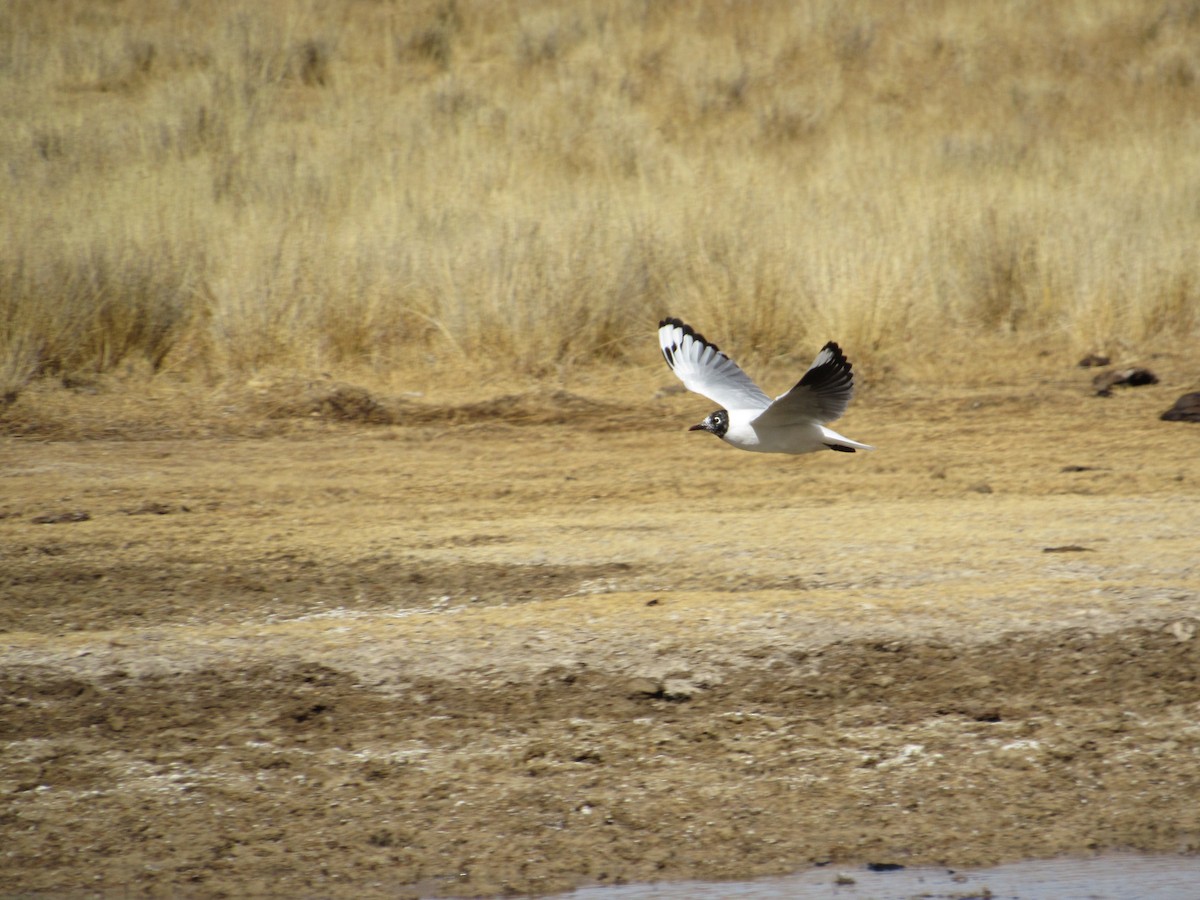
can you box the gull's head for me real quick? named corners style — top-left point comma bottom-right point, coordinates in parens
top-left (689, 409), bottom-right (729, 438)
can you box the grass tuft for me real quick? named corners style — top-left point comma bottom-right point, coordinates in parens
top-left (3, 0), bottom-right (1199, 402)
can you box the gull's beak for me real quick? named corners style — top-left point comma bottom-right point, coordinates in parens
top-left (688, 422), bottom-right (706, 432)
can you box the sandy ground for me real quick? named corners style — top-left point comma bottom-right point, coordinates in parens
top-left (2, 355), bottom-right (1199, 898)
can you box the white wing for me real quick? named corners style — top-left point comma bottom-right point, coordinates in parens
top-left (658, 318), bottom-right (772, 412)
top-left (752, 341), bottom-right (856, 427)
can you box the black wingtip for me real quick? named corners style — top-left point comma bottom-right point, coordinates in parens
top-left (796, 341), bottom-right (855, 396)
top-left (819, 341), bottom-right (850, 369)
top-left (658, 317), bottom-right (722, 355)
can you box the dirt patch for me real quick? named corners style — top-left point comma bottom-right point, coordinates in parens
top-left (0, 373), bottom-right (641, 441)
top-left (2, 362), bottom-right (1199, 897)
top-left (1, 549), bottom-right (635, 633)
top-left (244, 377), bottom-right (636, 430)
top-left (3, 625), bottom-right (1198, 898)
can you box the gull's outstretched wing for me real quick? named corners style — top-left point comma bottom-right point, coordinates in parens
top-left (753, 341), bottom-right (856, 427)
top-left (658, 318), bottom-right (772, 412)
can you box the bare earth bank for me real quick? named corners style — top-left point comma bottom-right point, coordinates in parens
top-left (2, 367), bottom-right (1198, 897)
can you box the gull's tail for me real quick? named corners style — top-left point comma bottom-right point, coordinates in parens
top-left (819, 426), bottom-right (874, 453)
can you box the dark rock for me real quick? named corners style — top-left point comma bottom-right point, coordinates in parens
top-left (1161, 392), bottom-right (1200, 422)
top-left (1093, 367), bottom-right (1159, 396)
top-left (1078, 353), bottom-right (1111, 368)
top-left (1123, 368), bottom-right (1159, 386)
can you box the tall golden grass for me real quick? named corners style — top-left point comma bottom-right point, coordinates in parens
top-left (3, 0), bottom-right (1198, 401)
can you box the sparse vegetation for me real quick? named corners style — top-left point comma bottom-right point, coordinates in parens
top-left (3, 0), bottom-right (1199, 402)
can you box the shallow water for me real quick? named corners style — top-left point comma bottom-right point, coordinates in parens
top-left (555, 854), bottom-right (1200, 899)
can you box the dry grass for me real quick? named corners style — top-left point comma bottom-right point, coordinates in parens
top-left (3, 0), bottom-right (1199, 402)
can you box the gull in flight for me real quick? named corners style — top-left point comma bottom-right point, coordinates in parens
top-left (658, 317), bottom-right (874, 455)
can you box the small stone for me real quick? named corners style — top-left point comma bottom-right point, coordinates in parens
top-left (662, 678), bottom-right (699, 700)
top-left (121, 502), bottom-right (175, 516)
top-left (626, 677), bottom-right (662, 697)
top-left (31, 510), bottom-right (91, 524)
top-left (1169, 620), bottom-right (1196, 642)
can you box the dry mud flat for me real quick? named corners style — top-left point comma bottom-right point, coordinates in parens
top-left (2, 369), bottom-right (1199, 897)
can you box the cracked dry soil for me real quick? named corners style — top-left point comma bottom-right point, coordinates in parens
top-left (2, 367), bottom-right (1199, 897)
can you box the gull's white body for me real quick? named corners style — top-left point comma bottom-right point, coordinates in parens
top-left (658, 318), bottom-right (873, 455)
top-left (718, 412), bottom-right (869, 455)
